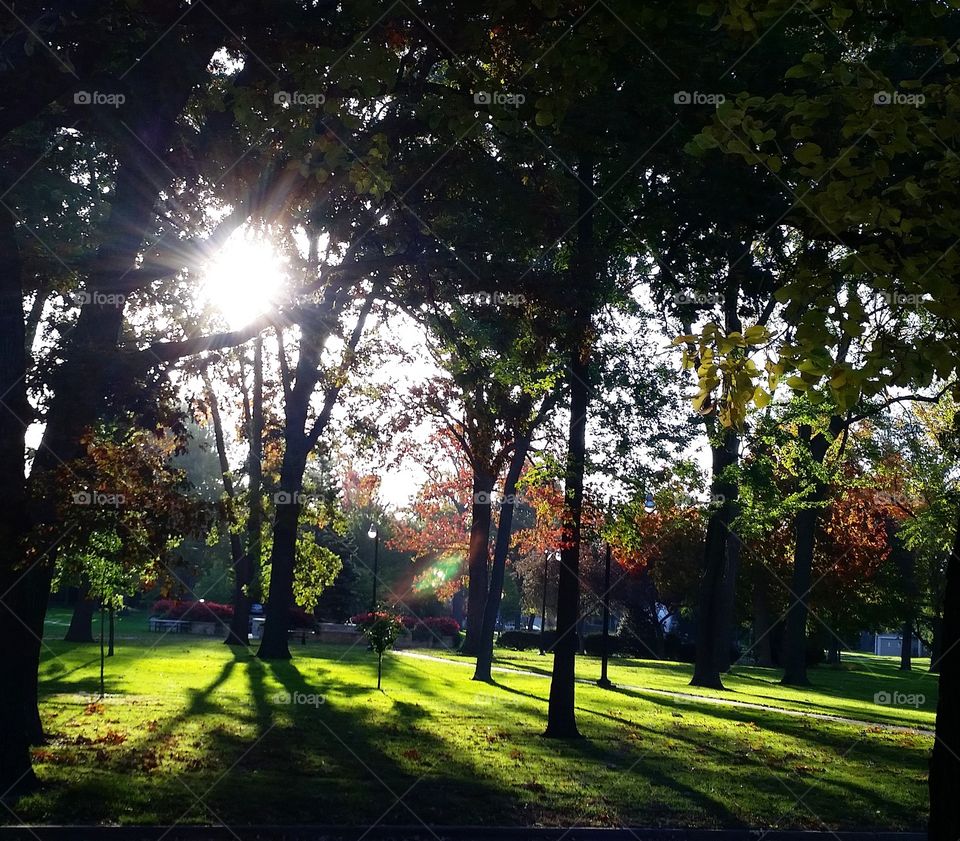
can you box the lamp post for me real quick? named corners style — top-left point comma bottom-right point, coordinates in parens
top-left (540, 550), bottom-right (556, 656)
top-left (597, 536), bottom-right (613, 688)
top-left (368, 523), bottom-right (380, 612)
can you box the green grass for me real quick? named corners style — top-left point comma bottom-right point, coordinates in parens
top-left (417, 645), bottom-right (938, 731)
top-left (12, 608), bottom-right (934, 829)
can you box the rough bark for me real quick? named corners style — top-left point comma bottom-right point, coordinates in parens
top-left (892, 524), bottom-right (916, 672)
top-left (257, 290), bottom-right (373, 659)
top-left (462, 468), bottom-right (494, 656)
top-left (257, 441), bottom-right (309, 661)
top-left (691, 428), bottom-right (740, 688)
top-left (718, 524), bottom-right (741, 672)
top-left (900, 619), bottom-right (913, 672)
top-left (782, 497), bottom-right (818, 686)
top-left (474, 436), bottom-right (531, 682)
top-left (63, 581), bottom-right (96, 643)
top-left (545, 336), bottom-right (588, 739)
top-left (545, 153), bottom-right (595, 739)
top-left (751, 564), bottom-right (774, 667)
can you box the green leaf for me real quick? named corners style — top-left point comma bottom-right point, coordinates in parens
top-left (753, 387), bottom-right (772, 409)
top-left (794, 143), bottom-right (823, 164)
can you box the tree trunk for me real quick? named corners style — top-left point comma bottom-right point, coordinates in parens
top-left (891, 522), bottom-right (916, 672)
top-left (781, 420), bottom-right (837, 687)
top-left (900, 618), bottom-right (913, 672)
top-left (257, 440), bottom-right (309, 661)
top-left (229, 337), bottom-right (264, 646)
top-left (0, 20), bottom-right (229, 790)
top-left (718, 527), bottom-right (741, 672)
top-left (0, 199), bottom-right (35, 794)
top-left (462, 469), bottom-right (494, 656)
top-left (474, 436), bottom-right (530, 682)
top-left (545, 153), bottom-right (595, 740)
top-left (928, 510), bottom-right (960, 841)
top-left (782, 501), bottom-right (817, 686)
top-left (108, 605), bottom-right (115, 657)
top-left (203, 367), bottom-right (249, 646)
top-left (827, 635), bottom-right (841, 665)
top-left (752, 565), bottom-right (774, 667)
top-left (546, 337), bottom-right (588, 739)
top-left (691, 428), bottom-right (739, 688)
top-left (64, 582), bottom-right (97, 643)
top-left (930, 615), bottom-right (943, 674)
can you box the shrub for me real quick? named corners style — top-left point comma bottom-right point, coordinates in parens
top-left (583, 633), bottom-right (636, 657)
top-left (423, 616), bottom-right (460, 636)
top-left (380, 614), bottom-right (459, 640)
top-left (152, 599), bottom-right (233, 623)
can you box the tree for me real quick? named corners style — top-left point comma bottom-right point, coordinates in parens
top-left (354, 610), bottom-right (405, 690)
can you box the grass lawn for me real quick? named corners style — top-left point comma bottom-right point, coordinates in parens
top-left (11, 608), bottom-right (934, 829)
top-left (416, 645), bottom-right (938, 731)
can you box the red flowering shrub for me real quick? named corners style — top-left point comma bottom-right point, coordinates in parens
top-left (349, 613), bottom-right (459, 638)
top-left (423, 616), bottom-right (460, 636)
top-left (152, 599), bottom-right (233, 622)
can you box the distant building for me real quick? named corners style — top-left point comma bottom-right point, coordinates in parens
top-left (858, 631), bottom-right (928, 657)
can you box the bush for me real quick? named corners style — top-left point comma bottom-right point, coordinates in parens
top-left (423, 616), bottom-right (460, 636)
top-left (496, 630), bottom-right (556, 650)
top-left (583, 633), bottom-right (637, 657)
top-left (152, 599), bottom-right (233, 623)
top-left (390, 614), bottom-right (459, 640)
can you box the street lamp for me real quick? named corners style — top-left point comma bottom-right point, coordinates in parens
top-left (540, 550), bottom-right (558, 656)
top-left (597, 534), bottom-right (614, 689)
top-left (368, 523), bottom-right (380, 612)
top-left (644, 490), bottom-right (656, 514)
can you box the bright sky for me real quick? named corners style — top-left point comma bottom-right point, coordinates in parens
top-left (24, 226), bottom-right (711, 510)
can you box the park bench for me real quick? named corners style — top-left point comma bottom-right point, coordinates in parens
top-left (148, 617), bottom-right (191, 633)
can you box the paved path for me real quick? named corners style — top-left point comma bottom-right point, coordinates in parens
top-left (394, 650), bottom-right (935, 736)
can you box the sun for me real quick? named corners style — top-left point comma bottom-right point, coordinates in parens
top-left (201, 231), bottom-right (289, 330)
